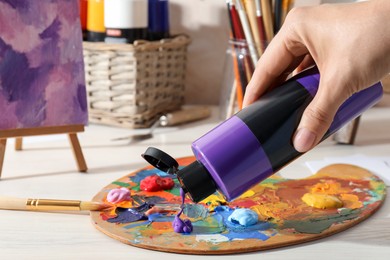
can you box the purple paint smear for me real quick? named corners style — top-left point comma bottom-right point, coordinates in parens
top-left (0, 0), bottom-right (87, 130)
top-left (172, 188), bottom-right (193, 233)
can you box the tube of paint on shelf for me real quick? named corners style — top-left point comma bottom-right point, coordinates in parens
top-left (104, 0), bottom-right (148, 43)
top-left (142, 67), bottom-right (383, 203)
top-left (87, 0), bottom-right (105, 42)
top-left (148, 0), bottom-right (170, 40)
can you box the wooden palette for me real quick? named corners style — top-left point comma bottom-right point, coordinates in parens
top-left (91, 157), bottom-right (386, 254)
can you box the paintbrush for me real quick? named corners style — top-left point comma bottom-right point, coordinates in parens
top-left (111, 106), bottom-right (211, 142)
top-left (0, 196), bottom-right (111, 212)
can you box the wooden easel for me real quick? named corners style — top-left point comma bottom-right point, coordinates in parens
top-left (0, 125), bottom-right (87, 178)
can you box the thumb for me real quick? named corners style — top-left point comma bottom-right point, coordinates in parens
top-left (293, 80), bottom-right (347, 152)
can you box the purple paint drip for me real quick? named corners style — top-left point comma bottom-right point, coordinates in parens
top-left (172, 188), bottom-right (193, 233)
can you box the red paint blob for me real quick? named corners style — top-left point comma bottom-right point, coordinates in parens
top-left (140, 175), bottom-right (175, 192)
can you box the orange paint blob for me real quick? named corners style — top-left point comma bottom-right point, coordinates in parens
top-left (310, 180), bottom-right (350, 195)
top-left (251, 201), bottom-right (305, 222)
top-left (340, 193), bottom-right (363, 209)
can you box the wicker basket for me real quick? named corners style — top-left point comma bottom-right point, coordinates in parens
top-left (83, 35), bottom-right (191, 128)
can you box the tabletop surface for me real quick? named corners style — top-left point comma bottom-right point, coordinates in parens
top-left (0, 106), bottom-right (389, 260)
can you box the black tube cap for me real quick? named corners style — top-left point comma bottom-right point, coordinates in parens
top-left (176, 161), bottom-right (217, 203)
top-left (142, 147), bottom-right (179, 174)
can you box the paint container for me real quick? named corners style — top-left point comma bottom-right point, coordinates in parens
top-left (148, 0), bottom-right (170, 40)
top-left (87, 0), bottom-right (105, 42)
top-left (79, 0), bottom-right (88, 40)
top-left (143, 67), bottom-right (383, 202)
top-left (104, 0), bottom-right (148, 44)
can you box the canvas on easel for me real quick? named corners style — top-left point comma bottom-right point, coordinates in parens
top-left (0, 0), bottom-right (88, 178)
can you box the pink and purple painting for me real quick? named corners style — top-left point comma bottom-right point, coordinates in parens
top-left (0, 0), bottom-right (88, 130)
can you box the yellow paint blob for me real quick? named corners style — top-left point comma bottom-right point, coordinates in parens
top-left (340, 193), bottom-right (363, 209)
top-left (201, 194), bottom-right (227, 211)
top-left (239, 190), bottom-right (255, 198)
top-left (301, 193), bottom-right (343, 209)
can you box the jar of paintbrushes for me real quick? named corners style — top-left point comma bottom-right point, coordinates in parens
top-left (220, 0), bottom-right (293, 119)
top-left (219, 39), bottom-right (267, 119)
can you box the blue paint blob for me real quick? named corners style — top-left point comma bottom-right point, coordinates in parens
top-left (214, 206), bottom-right (234, 222)
top-left (215, 206), bottom-right (272, 232)
top-left (223, 230), bottom-right (270, 241)
top-left (214, 206), bottom-right (233, 214)
top-left (228, 208), bottom-right (258, 227)
top-left (107, 203), bottom-right (150, 224)
top-left (147, 213), bottom-right (174, 222)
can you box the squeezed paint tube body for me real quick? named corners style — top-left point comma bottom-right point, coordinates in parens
top-left (176, 67), bottom-right (383, 202)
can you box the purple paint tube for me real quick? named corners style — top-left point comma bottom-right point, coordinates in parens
top-left (143, 67), bottom-right (383, 202)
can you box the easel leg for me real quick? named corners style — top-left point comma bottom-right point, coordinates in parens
top-left (0, 139), bottom-right (7, 179)
top-left (333, 116), bottom-right (361, 145)
top-left (68, 133), bottom-right (87, 172)
top-left (15, 137), bottom-right (23, 151)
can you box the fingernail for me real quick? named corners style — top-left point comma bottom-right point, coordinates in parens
top-left (293, 128), bottom-right (316, 152)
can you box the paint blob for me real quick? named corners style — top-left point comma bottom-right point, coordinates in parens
top-left (172, 188), bottom-right (193, 233)
top-left (301, 193), bottom-right (343, 209)
top-left (106, 187), bottom-right (131, 204)
top-left (172, 213), bottom-right (193, 233)
top-left (140, 175), bottom-right (175, 192)
top-left (227, 208), bottom-right (259, 227)
top-left (107, 203), bottom-right (150, 224)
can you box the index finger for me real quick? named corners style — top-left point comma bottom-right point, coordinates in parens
top-left (242, 25), bottom-right (308, 107)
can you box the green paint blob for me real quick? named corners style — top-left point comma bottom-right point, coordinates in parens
top-left (112, 181), bottom-right (130, 188)
top-left (283, 210), bottom-right (361, 234)
top-left (168, 187), bottom-right (181, 196)
top-left (338, 208), bottom-right (354, 216)
top-left (191, 215), bottom-right (226, 234)
top-left (132, 184), bottom-right (141, 192)
top-left (184, 204), bottom-right (209, 219)
top-left (261, 178), bottom-right (282, 184)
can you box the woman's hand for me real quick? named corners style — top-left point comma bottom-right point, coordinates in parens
top-left (243, 0), bottom-right (390, 152)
